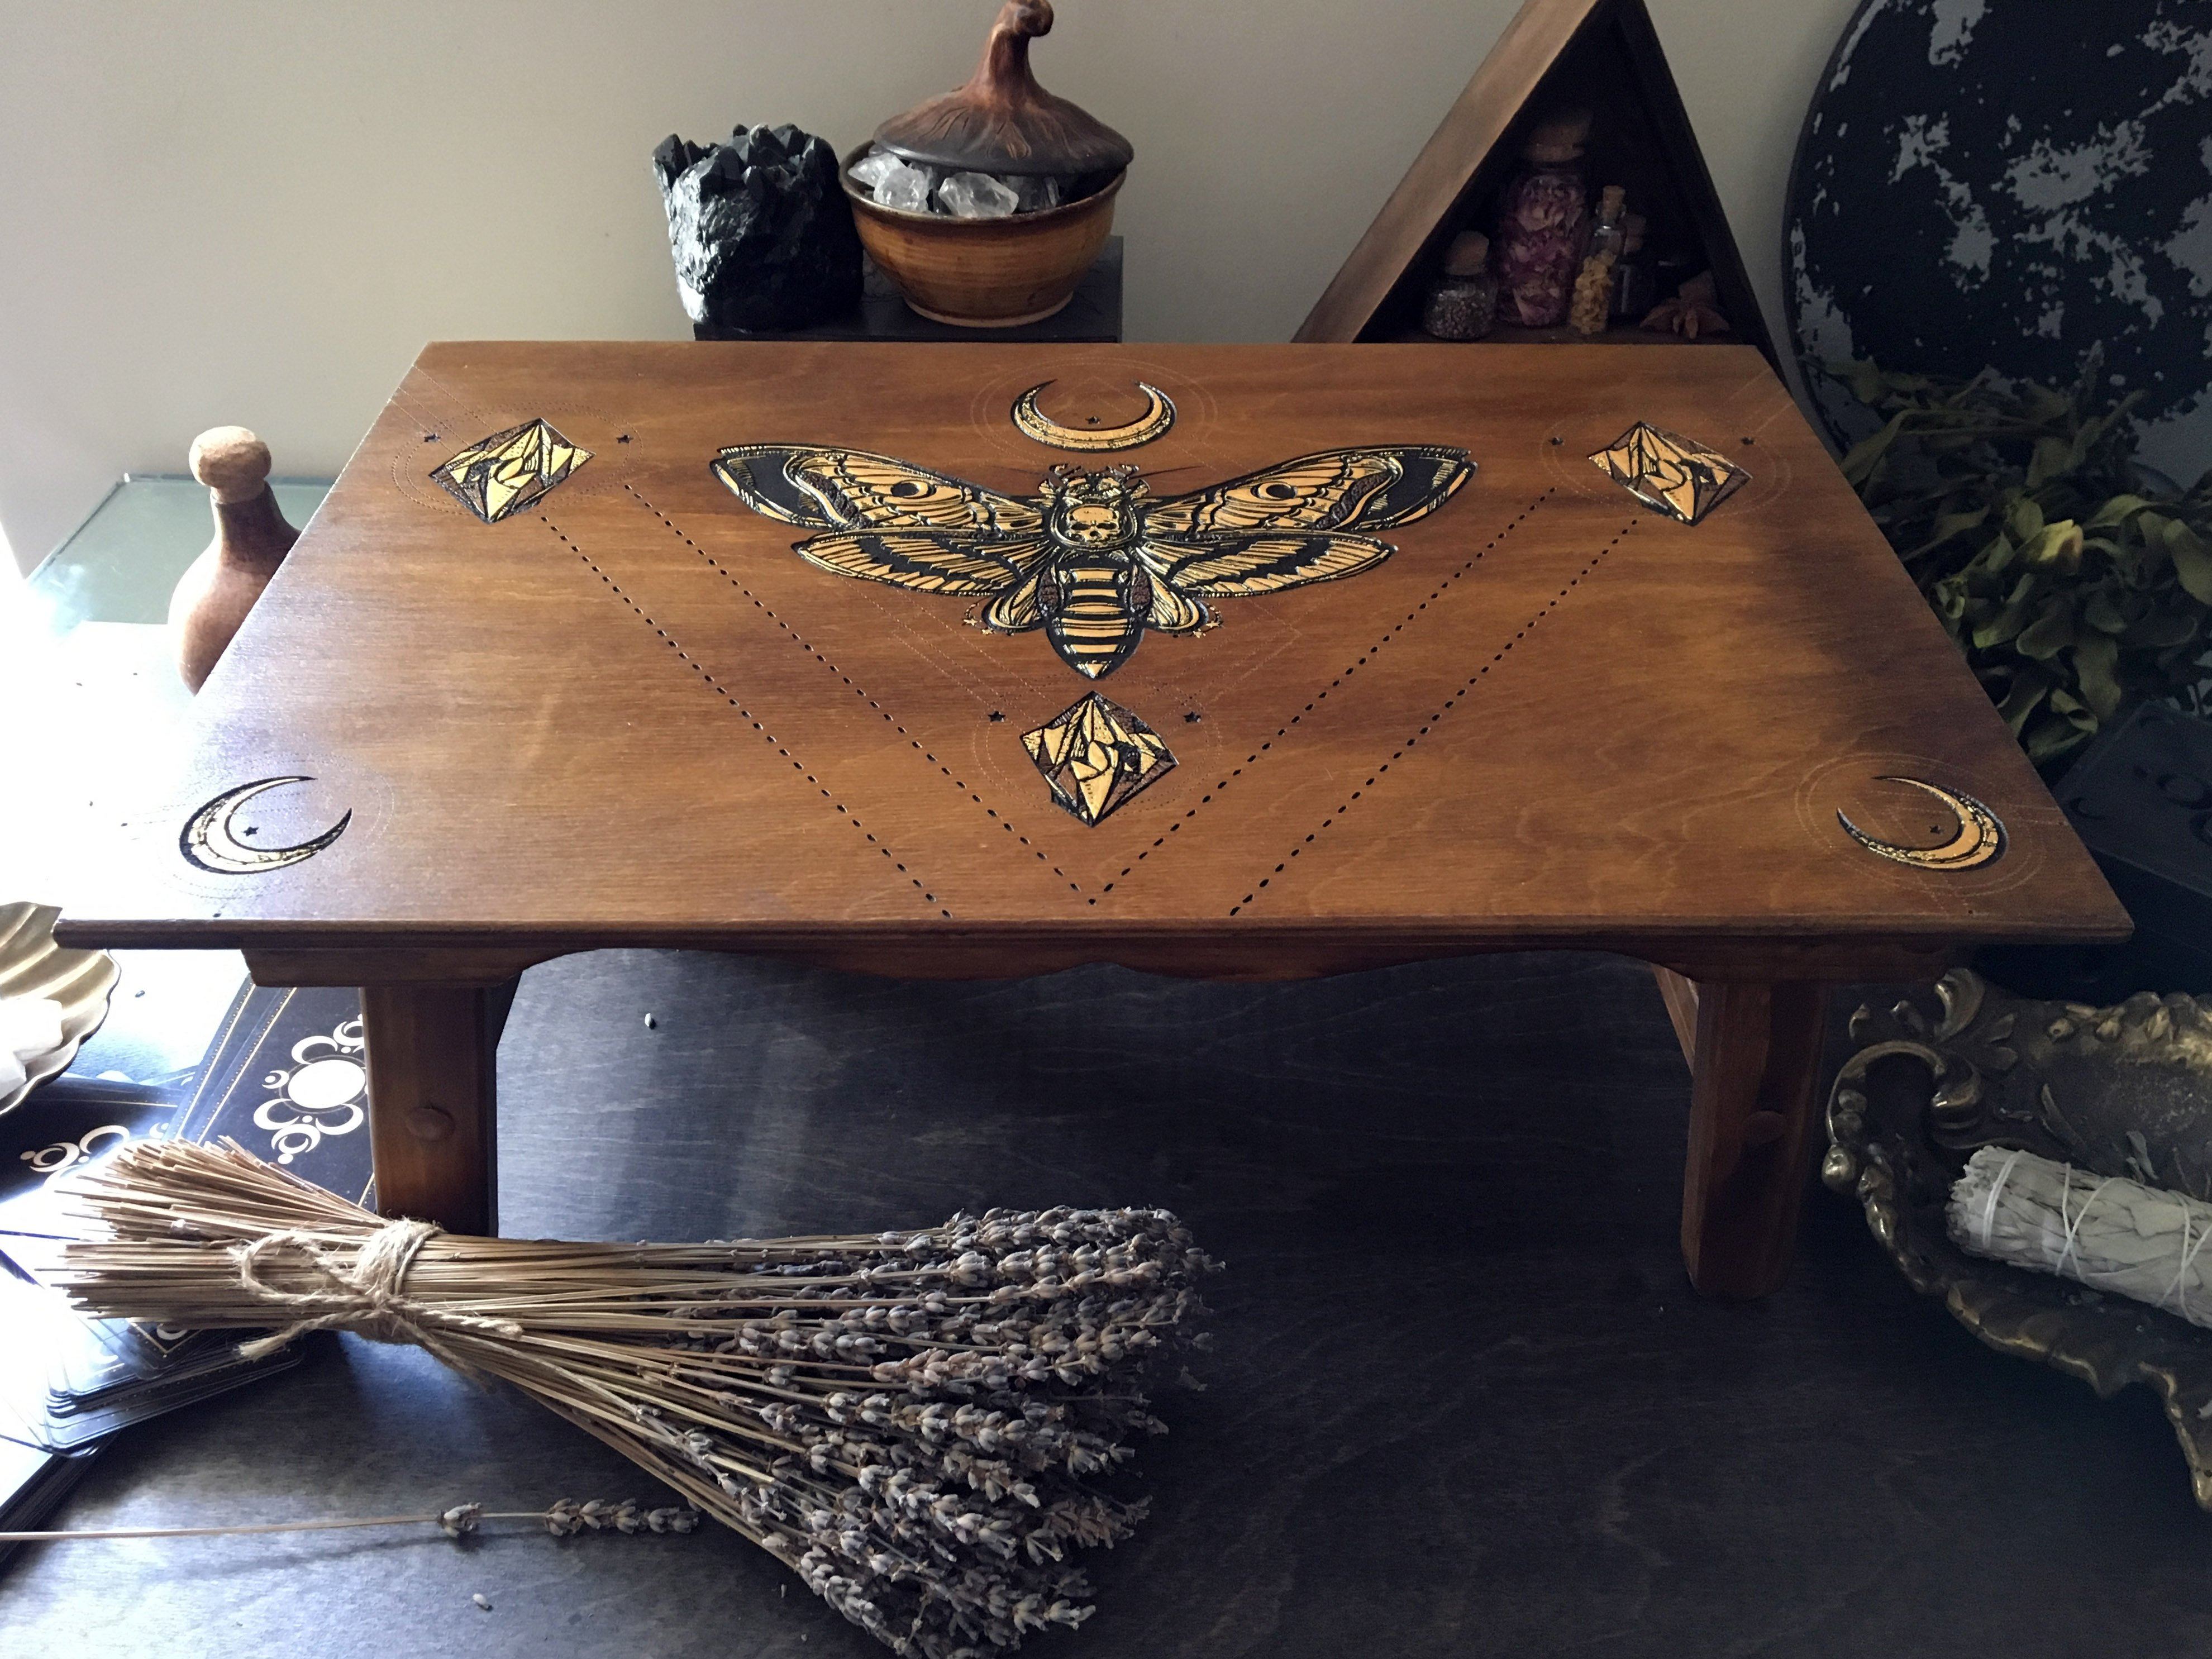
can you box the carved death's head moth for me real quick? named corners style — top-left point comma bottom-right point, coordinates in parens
top-left (712, 445), bottom-right (1474, 679)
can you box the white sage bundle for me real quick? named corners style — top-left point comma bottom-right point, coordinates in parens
top-left (1948, 1145), bottom-right (2212, 1329)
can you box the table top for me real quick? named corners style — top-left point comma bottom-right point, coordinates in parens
top-left (54, 340), bottom-right (2127, 980)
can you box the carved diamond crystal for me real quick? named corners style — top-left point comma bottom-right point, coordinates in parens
top-left (1021, 693), bottom-right (1176, 826)
top-left (1589, 422), bottom-right (1747, 525)
top-left (432, 418), bottom-right (592, 524)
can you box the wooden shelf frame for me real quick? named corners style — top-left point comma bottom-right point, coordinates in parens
top-left (1297, 0), bottom-right (1774, 361)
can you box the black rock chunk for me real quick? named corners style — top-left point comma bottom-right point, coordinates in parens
top-left (652, 123), bottom-right (862, 331)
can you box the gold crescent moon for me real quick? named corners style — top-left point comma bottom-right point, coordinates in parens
top-left (1011, 381), bottom-right (1176, 451)
top-left (1837, 776), bottom-right (2004, 871)
top-left (180, 776), bottom-right (351, 875)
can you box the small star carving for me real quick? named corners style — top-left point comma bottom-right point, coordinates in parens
top-left (988, 711), bottom-right (1005, 723)
top-left (1183, 711), bottom-right (1202, 724)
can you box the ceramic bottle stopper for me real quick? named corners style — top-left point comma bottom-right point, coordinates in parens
top-left (168, 426), bottom-right (299, 693)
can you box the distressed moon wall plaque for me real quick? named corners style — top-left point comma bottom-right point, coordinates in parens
top-left (1786, 0), bottom-right (2212, 483)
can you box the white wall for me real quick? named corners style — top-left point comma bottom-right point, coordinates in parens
top-left (0, 0), bottom-right (1858, 573)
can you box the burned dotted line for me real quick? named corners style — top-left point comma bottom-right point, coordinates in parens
top-left (1228, 517), bottom-right (1638, 918)
top-left (623, 483), bottom-right (1083, 899)
top-left (542, 512), bottom-right (952, 920)
top-left (1098, 488), bottom-right (1558, 900)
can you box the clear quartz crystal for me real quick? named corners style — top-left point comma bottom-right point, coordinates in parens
top-left (872, 160), bottom-right (937, 213)
top-left (848, 147), bottom-right (903, 190)
top-left (1010, 174), bottom-right (1061, 213)
top-left (937, 171), bottom-right (1020, 218)
top-left (852, 142), bottom-right (1069, 217)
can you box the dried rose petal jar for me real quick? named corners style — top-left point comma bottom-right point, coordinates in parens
top-left (1494, 111), bottom-right (1592, 328)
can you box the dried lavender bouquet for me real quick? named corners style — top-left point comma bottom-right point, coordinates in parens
top-left (55, 1139), bottom-right (1218, 1657)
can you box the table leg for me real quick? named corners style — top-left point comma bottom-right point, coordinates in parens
top-left (1678, 979), bottom-right (1827, 1300)
top-left (359, 979), bottom-right (517, 1235)
top-left (1649, 966), bottom-right (1700, 1068)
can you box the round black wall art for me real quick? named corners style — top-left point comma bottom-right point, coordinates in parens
top-left (1786, 0), bottom-right (2212, 485)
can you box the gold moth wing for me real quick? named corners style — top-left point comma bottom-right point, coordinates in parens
top-left (712, 445), bottom-right (1048, 598)
top-left (1138, 445), bottom-right (1472, 600)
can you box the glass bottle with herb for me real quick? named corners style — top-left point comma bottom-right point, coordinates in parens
top-left (1569, 185), bottom-right (1628, 336)
top-left (1610, 213), bottom-right (1652, 321)
top-left (1421, 231), bottom-right (1498, 340)
top-left (1494, 110), bottom-right (1591, 328)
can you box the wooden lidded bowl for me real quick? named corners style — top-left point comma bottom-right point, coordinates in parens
top-left (843, 148), bottom-right (1121, 327)
top-left (849, 0), bottom-right (1131, 327)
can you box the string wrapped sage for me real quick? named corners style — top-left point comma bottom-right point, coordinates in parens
top-left (1948, 1145), bottom-right (2212, 1328)
top-left (54, 1138), bottom-right (1218, 1657)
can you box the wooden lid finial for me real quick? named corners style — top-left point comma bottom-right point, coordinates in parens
top-left (873, 0), bottom-right (1133, 178)
top-left (189, 426), bottom-right (273, 506)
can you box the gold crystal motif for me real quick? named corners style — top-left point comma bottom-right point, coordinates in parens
top-left (432, 419), bottom-right (592, 523)
top-left (1589, 422), bottom-right (1747, 525)
top-left (1021, 694), bottom-right (1176, 826)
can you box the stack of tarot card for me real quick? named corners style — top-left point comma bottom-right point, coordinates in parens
top-left (0, 960), bottom-right (370, 1556)
top-left (0, 1256), bottom-right (304, 1558)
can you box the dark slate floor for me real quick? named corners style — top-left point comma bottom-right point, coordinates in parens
top-left (6, 951), bottom-right (2211, 1658)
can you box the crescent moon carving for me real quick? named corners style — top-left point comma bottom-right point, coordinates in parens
top-left (1011, 381), bottom-right (1176, 451)
top-left (180, 777), bottom-right (351, 875)
top-left (1837, 776), bottom-right (2005, 871)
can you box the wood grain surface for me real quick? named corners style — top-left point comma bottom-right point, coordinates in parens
top-left (55, 341), bottom-right (2125, 981)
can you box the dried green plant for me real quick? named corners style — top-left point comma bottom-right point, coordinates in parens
top-left (1836, 359), bottom-right (2212, 773)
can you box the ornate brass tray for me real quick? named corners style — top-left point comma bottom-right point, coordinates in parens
top-left (1825, 969), bottom-right (2212, 1506)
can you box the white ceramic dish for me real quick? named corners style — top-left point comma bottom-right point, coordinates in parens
top-left (0, 902), bottom-right (119, 1115)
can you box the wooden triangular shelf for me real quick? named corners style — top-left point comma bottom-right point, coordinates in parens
top-left (1295, 0), bottom-right (1775, 361)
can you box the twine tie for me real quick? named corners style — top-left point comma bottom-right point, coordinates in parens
top-left (2053, 1168), bottom-right (2114, 1283)
top-left (231, 1219), bottom-right (520, 1379)
top-left (1976, 1148), bottom-right (2027, 1251)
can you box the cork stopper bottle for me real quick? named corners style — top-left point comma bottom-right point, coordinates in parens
top-left (1494, 110), bottom-right (1593, 328)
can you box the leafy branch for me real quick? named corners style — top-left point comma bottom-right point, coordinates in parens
top-left (1837, 359), bottom-right (2212, 773)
